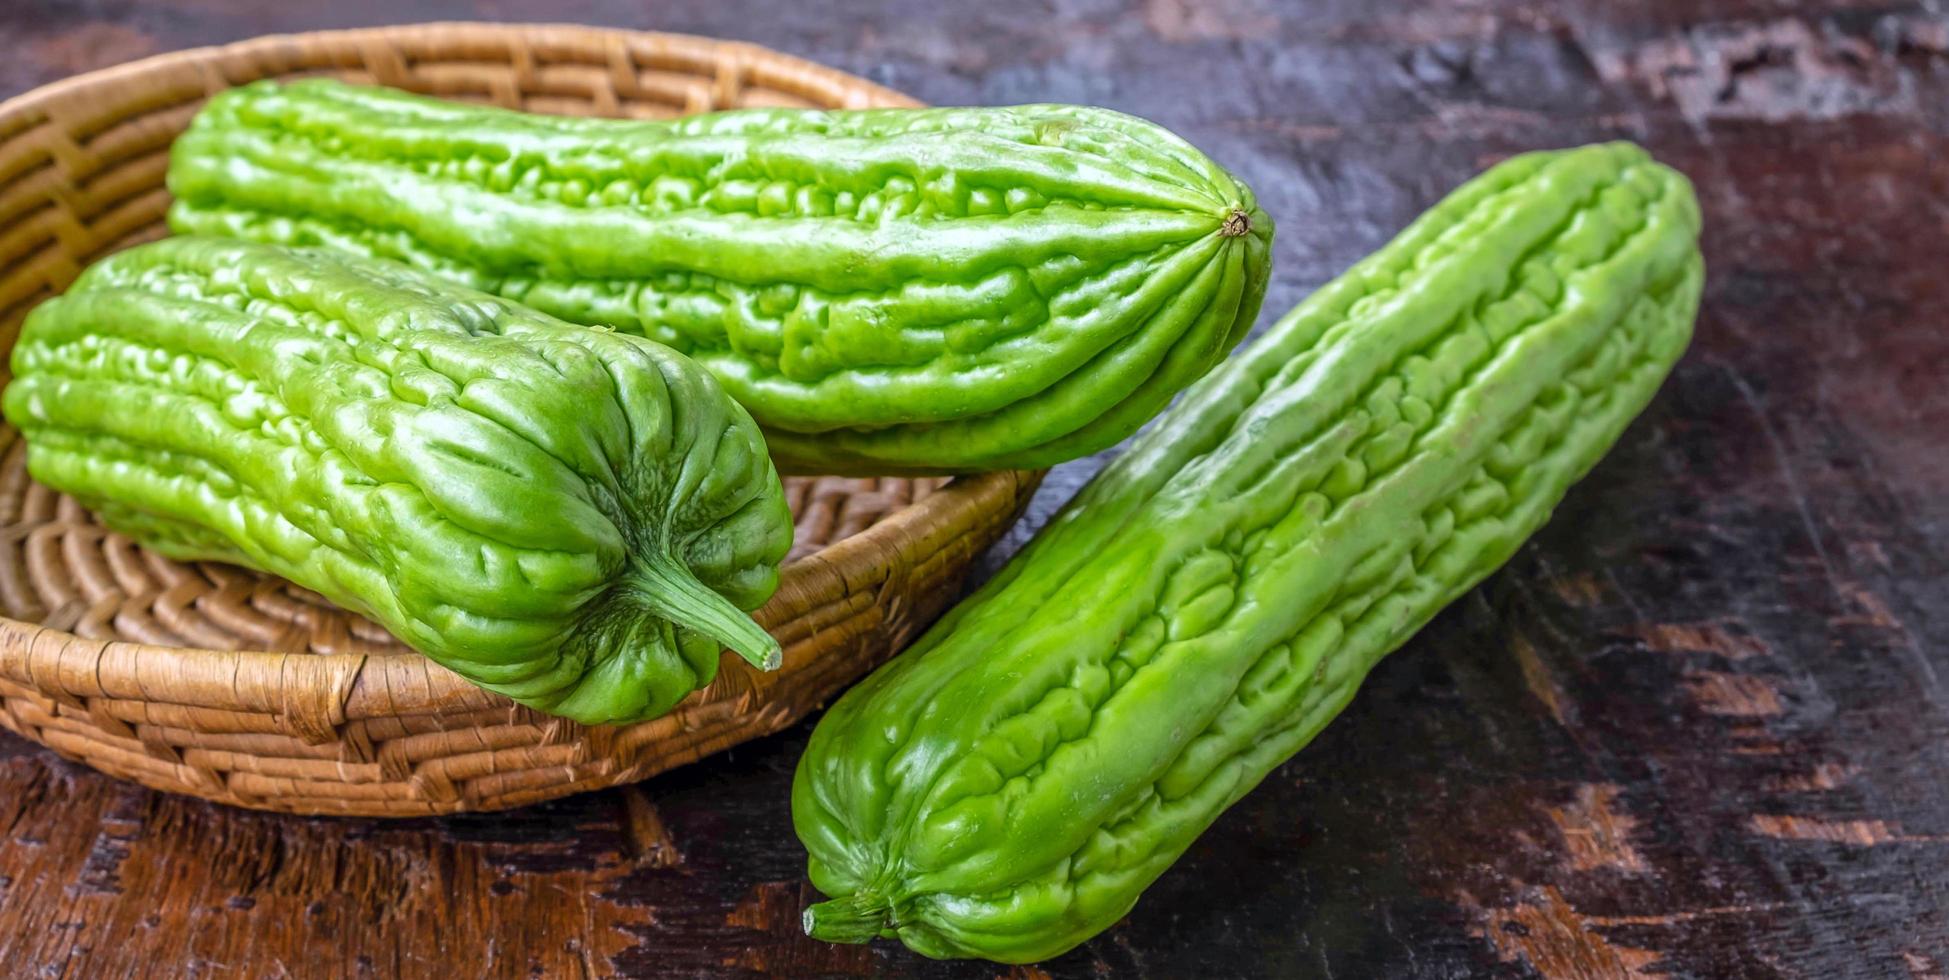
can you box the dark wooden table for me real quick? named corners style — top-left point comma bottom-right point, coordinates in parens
top-left (4, 1), bottom-right (1946, 976)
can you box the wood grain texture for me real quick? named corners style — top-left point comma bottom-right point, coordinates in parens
top-left (3, 0), bottom-right (1947, 976)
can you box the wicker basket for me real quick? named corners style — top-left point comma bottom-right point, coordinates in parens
top-left (0, 23), bottom-right (1040, 816)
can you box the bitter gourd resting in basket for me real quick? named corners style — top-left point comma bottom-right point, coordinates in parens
top-left (165, 79), bottom-right (1272, 476)
top-left (792, 142), bottom-right (1703, 962)
top-left (4, 237), bottom-right (794, 726)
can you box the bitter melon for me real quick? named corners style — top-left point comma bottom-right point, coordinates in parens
top-left (792, 142), bottom-right (1703, 961)
top-left (166, 79), bottom-right (1273, 475)
top-left (4, 237), bottom-right (793, 725)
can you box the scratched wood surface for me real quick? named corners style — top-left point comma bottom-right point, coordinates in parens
top-left (3, 1), bottom-right (1946, 977)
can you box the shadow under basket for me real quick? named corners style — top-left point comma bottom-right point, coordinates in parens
top-left (0, 23), bottom-right (1042, 816)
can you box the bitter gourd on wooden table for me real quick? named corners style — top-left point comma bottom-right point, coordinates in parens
top-left (3, 237), bottom-right (793, 725)
top-left (165, 79), bottom-right (1273, 476)
top-left (792, 142), bottom-right (1703, 962)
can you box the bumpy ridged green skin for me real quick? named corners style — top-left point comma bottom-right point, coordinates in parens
top-left (791, 143), bottom-right (1703, 962)
top-left (4, 237), bottom-right (794, 726)
top-left (164, 80), bottom-right (1272, 476)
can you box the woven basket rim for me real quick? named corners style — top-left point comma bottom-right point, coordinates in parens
top-left (0, 21), bottom-right (916, 121)
top-left (0, 21), bottom-right (1045, 814)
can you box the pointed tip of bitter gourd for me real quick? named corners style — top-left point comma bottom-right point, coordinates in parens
top-left (803, 893), bottom-right (890, 944)
top-left (629, 558), bottom-right (782, 672)
top-left (1220, 206), bottom-right (1253, 238)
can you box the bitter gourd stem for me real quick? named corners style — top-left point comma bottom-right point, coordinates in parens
top-left (628, 559), bottom-right (781, 671)
top-left (802, 893), bottom-right (889, 944)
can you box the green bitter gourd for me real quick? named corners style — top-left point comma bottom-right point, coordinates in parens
top-left (165, 79), bottom-right (1273, 475)
top-left (791, 142), bottom-right (1703, 962)
top-left (4, 237), bottom-right (794, 725)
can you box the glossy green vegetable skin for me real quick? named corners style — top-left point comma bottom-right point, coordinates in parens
top-left (4, 237), bottom-right (794, 725)
top-left (792, 143), bottom-right (1703, 962)
top-left (165, 80), bottom-right (1273, 476)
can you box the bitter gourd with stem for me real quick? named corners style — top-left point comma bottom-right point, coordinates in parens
top-left (165, 79), bottom-right (1272, 476)
top-left (4, 237), bottom-right (794, 725)
top-left (792, 142), bottom-right (1703, 962)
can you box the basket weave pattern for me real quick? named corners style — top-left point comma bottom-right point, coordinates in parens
top-left (0, 24), bottom-right (1039, 815)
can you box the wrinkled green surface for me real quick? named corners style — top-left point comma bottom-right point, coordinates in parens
top-left (165, 79), bottom-right (1273, 475)
top-left (4, 237), bottom-right (793, 725)
top-left (791, 143), bottom-right (1703, 962)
